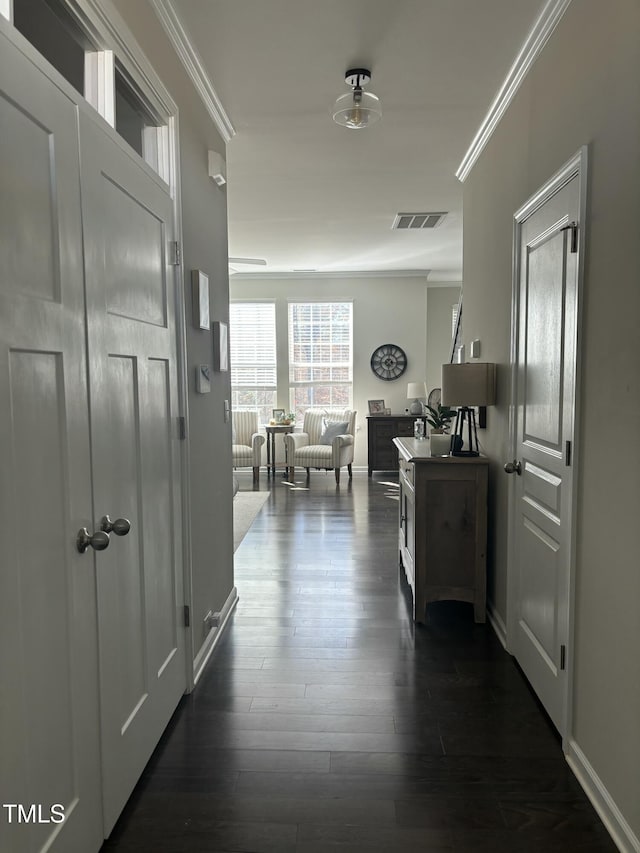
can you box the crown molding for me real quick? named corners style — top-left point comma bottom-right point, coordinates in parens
top-left (148, 0), bottom-right (235, 142)
top-left (456, 0), bottom-right (572, 182)
top-left (230, 269), bottom-right (432, 281)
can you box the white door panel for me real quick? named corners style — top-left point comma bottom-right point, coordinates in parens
top-left (1, 30), bottom-right (185, 851)
top-left (509, 156), bottom-right (584, 735)
top-left (79, 111), bottom-right (185, 835)
top-left (0, 35), bottom-right (103, 853)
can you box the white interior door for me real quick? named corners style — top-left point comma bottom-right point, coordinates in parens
top-left (79, 111), bottom-right (186, 835)
top-left (507, 152), bottom-right (585, 734)
top-left (0, 34), bottom-right (103, 853)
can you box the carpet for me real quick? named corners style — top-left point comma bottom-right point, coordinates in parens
top-left (233, 490), bottom-right (270, 552)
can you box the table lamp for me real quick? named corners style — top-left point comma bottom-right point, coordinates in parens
top-left (441, 363), bottom-right (496, 456)
top-left (407, 382), bottom-right (427, 415)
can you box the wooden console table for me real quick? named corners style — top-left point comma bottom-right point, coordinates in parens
top-left (367, 414), bottom-right (423, 475)
top-left (393, 436), bottom-right (488, 623)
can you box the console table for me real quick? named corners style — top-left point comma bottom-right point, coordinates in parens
top-left (393, 436), bottom-right (488, 623)
top-left (367, 414), bottom-right (423, 475)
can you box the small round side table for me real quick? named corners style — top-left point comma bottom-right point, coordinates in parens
top-left (263, 423), bottom-right (294, 477)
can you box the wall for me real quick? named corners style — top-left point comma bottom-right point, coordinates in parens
top-left (229, 275), bottom-right (430, 468)
top-left (113, 0), bottom-right (234, 672)
top-left (462, 0), bottom-right (639, 843)
top-left (426, 284), bottom-right (461, 394)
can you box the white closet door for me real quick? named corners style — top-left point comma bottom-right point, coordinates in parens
top-left (509, 164), bottom-right (582, 735)
top-left (0, 32), bottom-right (103, 853)
top-left (79, 110), bottom-right (186, 835)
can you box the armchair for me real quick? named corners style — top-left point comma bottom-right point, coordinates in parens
top-left (231, 411), bottom-right (265, 485)
top-left (284, 409), bottom-right (356, 485)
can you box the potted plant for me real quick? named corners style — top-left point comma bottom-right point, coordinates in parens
top-left (425, 403), bottom-right (456, 456)
top-left (425, 403), bottom-right (456, 434)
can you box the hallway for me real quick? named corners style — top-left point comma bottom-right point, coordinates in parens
top-left (102, 473), bottom-right (616, 852)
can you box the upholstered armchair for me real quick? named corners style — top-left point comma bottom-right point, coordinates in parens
top-left (284, 409), bottom-right (356, 485)
top-left (231, 411), bottom-right (265, 484)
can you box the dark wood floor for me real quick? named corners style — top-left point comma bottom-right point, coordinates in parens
top-left (102, 471), bottom-right (616, 852)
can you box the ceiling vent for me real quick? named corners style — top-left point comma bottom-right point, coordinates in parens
top-left (392, 212), bottom-right (447, 230)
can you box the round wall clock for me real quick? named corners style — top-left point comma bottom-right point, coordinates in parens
top-left (370, 344), bottom-right (408, 381)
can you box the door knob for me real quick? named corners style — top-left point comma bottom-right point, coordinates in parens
top-left (76, 527), bottom-right (110, 553)
top-left (504, 460), bottom-right (522, 475)
top-left (100, 515), bottom-right (131, 536)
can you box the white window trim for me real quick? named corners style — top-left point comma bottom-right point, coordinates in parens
top-left (288, 301), bottom-right (354, 413)
top-left (84, 48), bottom-right (115, 127)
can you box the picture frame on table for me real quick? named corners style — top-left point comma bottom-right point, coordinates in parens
top-left (368, 399), bottom-right (385, 415)
top-left (272, 408), bottom-right (285, 422)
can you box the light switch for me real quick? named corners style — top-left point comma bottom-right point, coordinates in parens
top-left (195, 364), bottom-right (211, 394)
top-left (470, 339), bottom-right (481, 358)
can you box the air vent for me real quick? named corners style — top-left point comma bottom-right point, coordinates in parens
top-left (392, 212), bottom-right (447, 230)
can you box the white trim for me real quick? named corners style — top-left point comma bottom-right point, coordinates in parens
top-left (0, 0), bottom-right (12, 22)
top-left (456, 0), bottom-right (572, 182)
top-left (487, 601), bottom-right (508, 649)
top-left (192, 587), bottom-right (239, 685)
top-left (426, 279), bottom-right (463, 288)
top-left (84, 48), bottom-right (115, 126)
top-left (231, 269), bottom-right (432, 281)
top-left (148, 0), bottom-right (235, 142)
top-left (567, 741), bottom-right (640, 853)
top-left (514, 149), bottom-right (584, 222)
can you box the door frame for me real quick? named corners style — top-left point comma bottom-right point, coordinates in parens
top-left (506, 146), bottom-right (588, 744)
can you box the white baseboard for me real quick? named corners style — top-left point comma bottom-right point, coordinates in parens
top-left (192, 586), bottom-right (238, 686)
top-left (566, 740), bottom-right (639, 853)
top-left (487, 600), bottom-right (508, 649)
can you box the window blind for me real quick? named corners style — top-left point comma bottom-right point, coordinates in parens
top-left (229, 302), bottom-right (277, 424)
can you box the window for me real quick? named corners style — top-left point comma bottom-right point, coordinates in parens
top-left (12, 0), bottom-right (169, 181)
top-left (229, 302), bottom-right (277, 425)
top-left (13, 0), bottom-right (90, 95)
top-left (288, 302), bottom-right (352, 421)
top-left (115, 64), bottom-right (164, 164)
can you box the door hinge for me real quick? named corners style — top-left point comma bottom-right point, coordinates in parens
top-left (565, 440), bottom-right (572, 466)
top-left (169, 240), bottom-right (181, 266)
top-left (560, 644), bottom-right (566, 671)
top-left (178, 416), bottom-right (186, 440)
top-left (183, 605), bottom-right (190, 628)
top-left (560, 221), bottom-right (578, 253)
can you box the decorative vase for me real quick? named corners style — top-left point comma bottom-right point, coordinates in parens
top-left (430, 432), bottom-right (451, 457)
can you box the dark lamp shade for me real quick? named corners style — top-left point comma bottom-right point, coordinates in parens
top-left (441, 363), bottom-right (496, 407)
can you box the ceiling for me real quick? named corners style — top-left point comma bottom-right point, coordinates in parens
top-left (171, 0), bottom-right (546, 280)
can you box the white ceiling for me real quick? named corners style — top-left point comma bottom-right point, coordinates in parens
top-left (171, 0), bottom-right (547, 280)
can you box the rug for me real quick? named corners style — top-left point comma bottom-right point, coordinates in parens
top-left (233, 490), bottom-right (270, 552)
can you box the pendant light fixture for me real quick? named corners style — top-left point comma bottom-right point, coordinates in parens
top-left (332, 68), bottom-right (382, 129)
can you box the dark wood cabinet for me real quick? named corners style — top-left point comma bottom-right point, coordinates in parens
top-left (393, 436), bottom-right (488, 624)
top-left (367, 414), bottom-right (421, 475)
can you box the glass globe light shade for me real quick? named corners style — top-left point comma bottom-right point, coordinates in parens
top-left (332, 90), bottom-right (382, 129)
